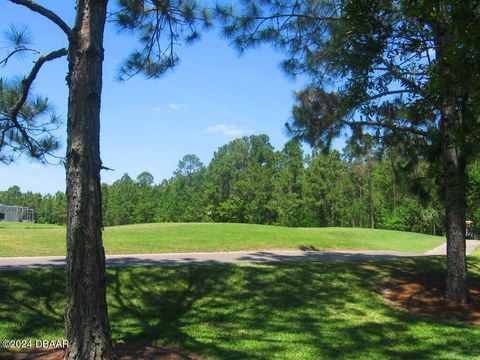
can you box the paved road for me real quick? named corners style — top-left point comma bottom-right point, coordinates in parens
top-left (0, 249), bottom-right (460, 270)
top-left (0, 241), bottom-right (479, 270)
top-left (425, 240), bottom-right (480, 256)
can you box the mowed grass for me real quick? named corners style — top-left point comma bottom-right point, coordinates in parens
top-left (0, 222), bottom-right (445, 257)
top-left (1, 258), bottom-right (480, 359)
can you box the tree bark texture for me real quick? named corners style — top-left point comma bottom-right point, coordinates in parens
top-left (64, 0), bottom-right (115, 359)
top-left (434, 13), bottom-right (469, 304)
top-left (442, 102), bottom-right (469, 303)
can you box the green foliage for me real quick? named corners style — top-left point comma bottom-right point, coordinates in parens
top-left (216, 2), bottom-right (480, 279)
top-left (113, 0), bottom-right (213, 79)
top-left (0, 186), bottom-right (66, 225)
top-left (272, 140), bottom-right (312, 226)
top-left (159, 155), bottom-right (206, 222)
top-left (2, 134), bottom-right (459, 234)
top-left (0, 24), bottom-right (62, 164)
top-left (205, 135), bottom-right (277, 224)
top-left (37, 192), bottom-right (67, 225)
top-left (306, 151), bottom-right (352, 227)
top-left (103, 174), bottom-right (138, 225)
top-left (0, 79), bottom-right (60, 163)
top-left (467, 157), bottom-right (480, 233)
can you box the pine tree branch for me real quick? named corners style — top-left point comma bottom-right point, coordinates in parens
top-left (365, 89), bottom-right (412, 102)
top-left (8, 0), bottom-right (74, 39)
top-left (9, 48), bottom-right (68, 152)
top-left (343, 120), bottom-right (428, 136)
top-left (0, 46), bottom-right (40, 67)
top-left (248, 13), bottom-right (338, 23)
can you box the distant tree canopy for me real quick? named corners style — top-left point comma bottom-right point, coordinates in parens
top-left (6, 134), bottom-right (480, 236)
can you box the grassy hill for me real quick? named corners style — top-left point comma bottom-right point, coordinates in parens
top-left (0, 222), bottom-right (444, 257)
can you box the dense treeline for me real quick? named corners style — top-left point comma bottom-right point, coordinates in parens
top-left (0, 186), bottom-right (67, 225)
top-left (2, 134), bottom-right (480, 235)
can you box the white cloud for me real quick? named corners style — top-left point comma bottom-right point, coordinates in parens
top-left (205, 123), bottom-right (248, 137)
top-left (168, 102), bottom-right (186, 110)
top-left (152, 103), bottom-right (186, 112)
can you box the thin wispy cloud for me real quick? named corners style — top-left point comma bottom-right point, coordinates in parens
top-left (205, 123), bottom-right (248, 137)
top-left (152, 102), bottom-right (186, 112)
top-left (168, 102), bottom-right (186, 110)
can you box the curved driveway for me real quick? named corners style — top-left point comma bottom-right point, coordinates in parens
top-left (0, 240), bottom-right (479, 271)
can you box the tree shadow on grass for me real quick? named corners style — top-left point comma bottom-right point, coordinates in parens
top-left (107, 264), bottom-right (254, 359)
top-left (106, 258), bottom-right (480, 359)
top-left (0, 269), bottom-right (64, 340)
top-left (1, 258), bottom-right (480, 359)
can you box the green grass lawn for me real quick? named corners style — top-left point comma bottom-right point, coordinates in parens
top-left (0, 258), bottom-right (479, 359)
top-left (0, 222), bottom-right (444, 257)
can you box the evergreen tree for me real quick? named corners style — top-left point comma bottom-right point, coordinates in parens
top-left (205, 135), bottom-right (277, 223)
top-left (3, 1), bottom-right (211, 357)
top-left (272, 140), bottom-right (310, 226)
top-left (0, 71), bottom-right (59, 163)
top-left (171, 155), bottom-right (206, 221)
top-left (306, 151), bottom-right (355, 227)
top-left (135, 171), bottom-right (157, 223)
top-left (2, 133), bottom-right (466, 235)
top-left (467, 158), bottom-right (480, 234)
top-left (218, 0), bottom-right (480, 304)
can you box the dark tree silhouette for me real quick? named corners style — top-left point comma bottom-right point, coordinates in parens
top-left (3, 1), bottom-right (211, 358)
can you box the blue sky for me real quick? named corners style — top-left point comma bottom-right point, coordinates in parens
top-left (0, 1), bottom-right (312, 194)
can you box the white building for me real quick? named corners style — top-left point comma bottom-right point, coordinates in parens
top-left (0, 204), bottom-right (35, 222)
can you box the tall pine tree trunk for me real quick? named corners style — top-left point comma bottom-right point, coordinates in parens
top-left (367, 152), bottom-right (375, 229)
top-left (434, 12), bottom-right (469, 304)
top-left (64, 0), bottom-right (115, 358)
top-left (442, 102), bottom-right (468, 303)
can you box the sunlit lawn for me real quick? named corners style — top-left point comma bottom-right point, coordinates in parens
top-left (0, 222), bottom-right (445, 257)
top-left (0, 257), bottom-right (479, 359)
